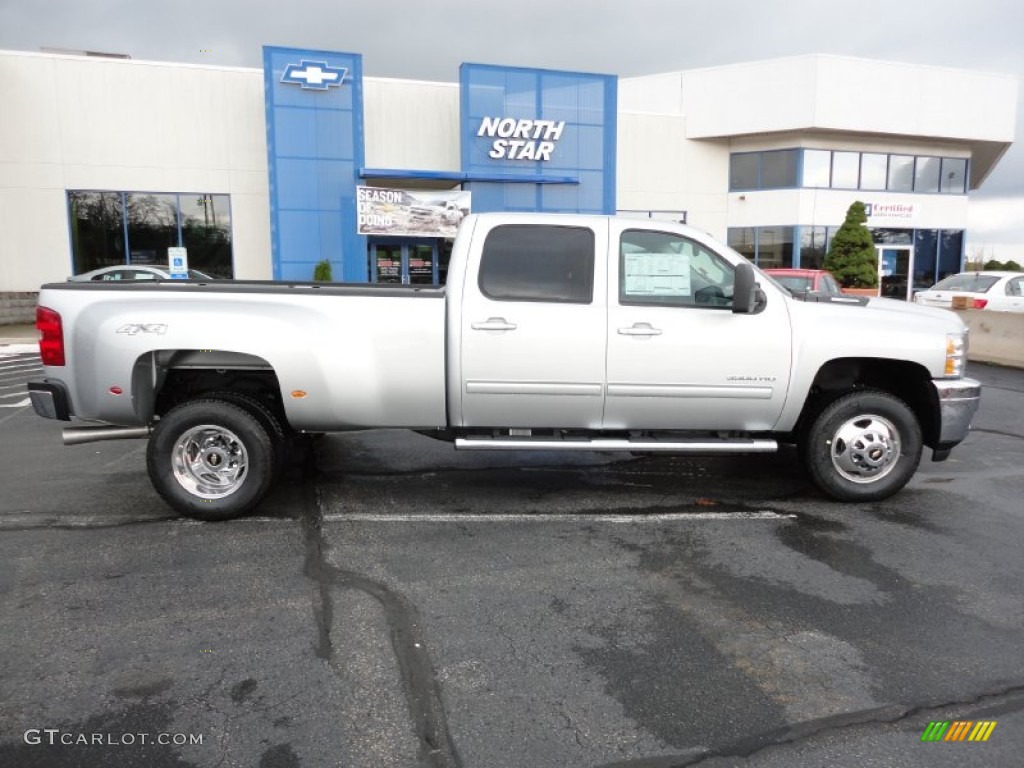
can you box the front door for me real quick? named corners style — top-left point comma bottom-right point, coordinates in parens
top-left (604, 225), bottom-right (792, 432)
top-left (878, 246), bottom-right (915, 301)
top-left (369, 240), bottom-right (439, 285)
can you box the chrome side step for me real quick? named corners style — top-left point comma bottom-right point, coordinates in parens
top-left (454, 437), bottom-right (777, 454)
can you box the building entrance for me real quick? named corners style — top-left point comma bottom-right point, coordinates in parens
top-left (368, 239), bottom-right (451, 285)
top-left (878, 245), bottom-right (915, 301)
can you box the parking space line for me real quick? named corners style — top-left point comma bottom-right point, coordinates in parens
top-left (322, 511), bottom-right (795, 523)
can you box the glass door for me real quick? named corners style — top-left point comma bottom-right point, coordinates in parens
top-left (370, 242), bottom-right (402, 284)
top-left (878, 246), bottom-right (915, 301)
top-left (407, 243), bottom-right (436, 285)
top-left (368, 240), bottom-right (439, 285)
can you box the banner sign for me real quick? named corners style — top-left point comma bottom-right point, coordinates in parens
top-left (357, 187), bottom-right (471, 238)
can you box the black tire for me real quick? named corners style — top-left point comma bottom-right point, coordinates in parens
top-left (800, 389), bottom-right (922, 502)
top-left (204, 391), bottom-right (291, 478)
top-left (146, 399), bottom-right (275, 521)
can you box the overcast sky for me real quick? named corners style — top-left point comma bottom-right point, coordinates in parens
top-left (2, 0), bottom-right (1021, 259)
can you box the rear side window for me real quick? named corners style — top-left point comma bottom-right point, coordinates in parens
top-left (479, 225), bottom-right (594, 304)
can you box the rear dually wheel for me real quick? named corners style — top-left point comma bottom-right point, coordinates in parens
top-left (146, 399), bottom-right (275, 521)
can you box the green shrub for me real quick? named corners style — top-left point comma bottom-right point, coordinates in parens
top-left (824, 202), bottom-right (877, 288)
top-left (983, 259), bottom-right (1005, 271)
top-left (1002, 260), bottom-right (1021, 272)
top-left (313, 259), bottom-right (333, 282)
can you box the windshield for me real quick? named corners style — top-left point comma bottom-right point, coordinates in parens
top-left (931, 274), bottom-right (999, 293)
top-left (773, 275), bottom-right (814, 293)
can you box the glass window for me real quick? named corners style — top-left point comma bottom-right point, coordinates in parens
top-left (68, 190), bottom-right (234, 278)
top-left (126, 193), bottom-right (179, 265)
top-left (888, 155), bottom-right (914, 192)
top-left (762, 150), bottom-right (798, 189)
top-left (860, 154), bottom-right (888, 190)
top-left (940, 158), bottom-right (967, 194)
top-left (826, 226), bottom-right (840, 252)
top-left (730, 154), bottom-right (759, 190)
top-left (620, 230), bottom-right (734, 309)
top-left (938, 230), bottom-right (963, 281)
top-left (756, 226), bottom-right (794, 269)
top-left (831, 152), bottom-right (860, 189)
top-left (727, 227), bottom-right (756, 262)
top-left (871, 228), bottom-right (913, 246)
top-left (68, 192), bottom-right (126, 275)
top-left (821, 274), bottom-right (842, 295)
top-left (1006, 277), bottom-right (1023, 297)
top-left (800, 226), bottom-right (828, 270)
top-left (914, 157), bottom-right (941, 193)
top-left (181, 194), bottom-right (233, 278)
top-left (479, 225), bottom-right (594, 303)
top-left (802, 150), bottom-right (831, 187)
top-left (932, 273), bottom-right (998, 292)
top-left (914, 230), bottom-right (938, 290)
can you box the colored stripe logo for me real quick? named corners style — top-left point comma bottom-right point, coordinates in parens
top-left (921, 721), bottom-right (997, 742)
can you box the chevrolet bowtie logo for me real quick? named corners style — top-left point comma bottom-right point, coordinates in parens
top-left (281, 60), bottom-right (347, 90)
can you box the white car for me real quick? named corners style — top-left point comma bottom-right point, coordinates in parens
top-left (69, 265), bottom-right (216, 282)
top-left (914, 271), bottom-right (1024, 313)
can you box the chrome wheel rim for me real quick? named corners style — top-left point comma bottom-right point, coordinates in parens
top-left (829, 414), bottom-right (901, 484)
top-left (171, 424), bottom-right (248, 499)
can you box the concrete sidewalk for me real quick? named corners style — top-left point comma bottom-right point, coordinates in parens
top-left (0, 324), bottom-right (37, 349)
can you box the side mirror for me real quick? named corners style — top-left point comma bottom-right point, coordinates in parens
top-left (733, 261), bottom-right (757, 314)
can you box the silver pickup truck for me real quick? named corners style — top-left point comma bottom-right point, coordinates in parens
top-left (29, 213), bottom-right (980, 520)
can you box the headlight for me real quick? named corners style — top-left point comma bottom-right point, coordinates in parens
top-left (944, 330), bottom-right (968, 377)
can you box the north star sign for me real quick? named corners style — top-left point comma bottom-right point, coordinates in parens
top-left (281, 60), bottom-right (347, 90)
top-left (477, 117), bottom-right (566, 161)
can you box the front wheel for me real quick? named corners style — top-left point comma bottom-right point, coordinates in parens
top-left (146, 399), bottom-right (275, 521)
top-left (800, 390), bottom-right (922, 502)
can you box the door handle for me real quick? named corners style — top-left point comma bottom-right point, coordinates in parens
top-left (471, 317), bottom-right (518, 331)
top-left (617, 323), bottom-right (662, 336)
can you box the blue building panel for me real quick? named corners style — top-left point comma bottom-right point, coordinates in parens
top-left (264, 46), bottom-right (365, 281)
top-left (460, 63), bottom-right (617, 215)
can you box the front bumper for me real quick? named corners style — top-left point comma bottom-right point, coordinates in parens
top-left (28, 380), bottom-right (72, 421)
top-left (931, 377), bottom-right (981, 456)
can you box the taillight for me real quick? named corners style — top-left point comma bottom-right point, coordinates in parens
top-left (36, 306), bottom-right (65, 366)
top-left (972, 298), bottom-right (988, 309)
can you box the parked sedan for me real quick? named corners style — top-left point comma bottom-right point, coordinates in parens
top-left (914, 271), bottom-right (1024, 312)
top-left (69, 265), bottom-right (217, 282)
top-left (762, 268), bottom-right (844, 295)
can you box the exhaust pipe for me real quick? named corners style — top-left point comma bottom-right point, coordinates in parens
top-left (63, 425), bottom-right (152, 446)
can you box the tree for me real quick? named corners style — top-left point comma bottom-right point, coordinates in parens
top-left (824, 201), bottom-right (877, 288)
top-left (1003, 260), bottom-right (1022, 272)
top-left (983, 259), bottom-right (1005, 271)
top-left (313, 259), bottom-right (333, 282)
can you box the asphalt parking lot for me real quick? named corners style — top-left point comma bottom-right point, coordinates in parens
top-left (1, 348), bottom-right (1022, 768)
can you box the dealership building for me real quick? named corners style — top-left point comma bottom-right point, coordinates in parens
top-left (0, 46), bottom-right (1017, 320)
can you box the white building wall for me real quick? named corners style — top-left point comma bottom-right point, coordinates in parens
top-left (616, 112), bottom-right (729, 238)
top-left (0, 51), bottom-right (271, 290)
top-left (363, 78), bottom-right (460, 172)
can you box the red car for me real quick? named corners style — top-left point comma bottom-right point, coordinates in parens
top-left (763, 268), bottom-right (844, 295)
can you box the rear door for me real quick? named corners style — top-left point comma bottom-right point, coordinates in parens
top-left (458, 219), bottom-right (608, 429)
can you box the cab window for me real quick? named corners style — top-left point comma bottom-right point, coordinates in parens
top-left (619, 230), bottom-right (734, 309)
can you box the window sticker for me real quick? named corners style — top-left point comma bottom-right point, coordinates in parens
top-left (624, 252), bottom-right (691, 297)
